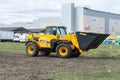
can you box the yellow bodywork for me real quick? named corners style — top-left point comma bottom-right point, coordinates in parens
top-left (26, 26), bottom-right (109, 58)
top-left (26, 33), bottom-right (84, 53)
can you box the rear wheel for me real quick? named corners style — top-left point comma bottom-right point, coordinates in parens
top-left (56, 43), bottom-right (72, 58)
top-left (26, 42), bottom-right (39, 57)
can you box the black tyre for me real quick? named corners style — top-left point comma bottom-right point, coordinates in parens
top-left (26, 42), bottom-right (39, 57)
top-left (56, 43), bottom-right (72, 58)
top-left (72, 48), bottom-right (81, 57)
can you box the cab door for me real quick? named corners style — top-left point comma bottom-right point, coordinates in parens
top-left (39, 27), bottom-right (57, 48)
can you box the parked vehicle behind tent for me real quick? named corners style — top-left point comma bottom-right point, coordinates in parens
top-left (20, 33), bottom-right (29, 42)
top-left (13, 33), bottom-right (29, 42)
top-left (0, 31), bottom-right (14, 41)
top-left (13, 33), bottom-right (21, 42)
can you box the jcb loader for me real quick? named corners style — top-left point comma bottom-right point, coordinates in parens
top-left (25, 26), bottom-right (109, 58)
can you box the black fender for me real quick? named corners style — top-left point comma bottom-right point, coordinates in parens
top-left (57, 41), bottom-right (71, 45)
top-left (50, 39), bottom-right (58, 51)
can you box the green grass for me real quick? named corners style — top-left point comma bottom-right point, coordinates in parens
top-left (81, 44), bottom-right (120, 58)
top-left (0, 42), bottom-right (25, 52)
top-left (0, 42), bottom-right (120, 57)
top-left (53, 72), bottom-right (120, 80)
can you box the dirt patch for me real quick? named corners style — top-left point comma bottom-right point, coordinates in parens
top-left (0, 51), bottom-right (120, 80)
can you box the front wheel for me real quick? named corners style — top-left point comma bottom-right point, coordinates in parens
top-left (72, 48), bottom-right (81, 57)
top-left (56, 43), bottom-right (72, 58)
top-left (26, 42), bottom-right (39, 57)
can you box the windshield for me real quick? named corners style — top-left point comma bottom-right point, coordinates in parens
top-left (44, 27), bottom-right (55, 34)
top-left (44, 26), bottom-right (67, 35)
top-left (57, 27), bottom-right (66, 35)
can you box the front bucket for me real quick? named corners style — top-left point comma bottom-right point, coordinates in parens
top-left (76, 32), bottom-right (109, 50)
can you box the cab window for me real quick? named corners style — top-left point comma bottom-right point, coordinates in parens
top-left (44, 27), bottom-right (56, 34)
top-left (59, 28), bottom-right (66, 35)
top-left (57, 27), bottom-right (66, 35)
top-left (57, 28), bottom-right (61, 35)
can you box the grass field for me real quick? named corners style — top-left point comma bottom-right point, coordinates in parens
top-left (0, 42), bottom-right (120, 58)
top-left (82, 44), bottom-right (120, 58)
top-left (0, 42), bottom-right (120, 80)
top-left (0, 42), bottom-right (25, 52)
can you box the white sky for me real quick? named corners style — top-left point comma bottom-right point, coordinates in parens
top-left (0, 0), bottom-right (120, 24)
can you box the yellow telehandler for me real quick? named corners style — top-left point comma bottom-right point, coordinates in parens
top-left (26, 26), bottom-right (109, 58)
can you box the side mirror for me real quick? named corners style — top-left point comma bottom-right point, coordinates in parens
top-left (53, 30), bottom-right (57, 35)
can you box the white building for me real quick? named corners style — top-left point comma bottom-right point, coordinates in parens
top-left (1, 3), bottom-right (120, 35)
top-left (61, 3), bottom-right (120, 35)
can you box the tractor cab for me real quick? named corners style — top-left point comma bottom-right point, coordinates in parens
top-left (26, 26), bottom-right (109, 58)
top-left (44, 26), bottom-right (67, 35)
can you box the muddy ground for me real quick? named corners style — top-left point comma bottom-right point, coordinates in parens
top-left (0, 51), bottom-right (120, 80)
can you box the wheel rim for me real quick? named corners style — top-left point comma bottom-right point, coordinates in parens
top-left (27, 44), bottom-right (34, 54)
top-left (59, 46), bottom-right (68, 56)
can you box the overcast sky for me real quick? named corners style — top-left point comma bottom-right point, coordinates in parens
top-left (0, 0), bottom-right (120, 24)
